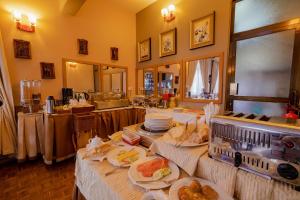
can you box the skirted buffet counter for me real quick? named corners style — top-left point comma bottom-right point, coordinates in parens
top-left (42, 107), bottom-right (146, 164)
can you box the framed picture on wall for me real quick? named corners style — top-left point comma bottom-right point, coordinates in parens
top-left (78, 39), bottom-right (88, 55)
top-left (13, 39), bottom-right (31, 59)
top-left (159, 28), bottom-right (177, 57)
top-left (190, 12), bottom-right (215, 49)
top-left (40, 62), bottom-right (55, 79)
top-left (138, 38), bottom-right (151, 62)
top-left (111, 47), bottom-right (118, 60)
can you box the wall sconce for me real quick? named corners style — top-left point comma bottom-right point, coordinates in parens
top-left (161, 4), bottom-right (176, 22)
top-left (13, 11), bottom-right (37, 33)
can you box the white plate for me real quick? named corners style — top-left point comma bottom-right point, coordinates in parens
top-left (141, 190), bottom-right (168, 200)
top-left (162, 132), bottom-right (208, 147)
top-left (106, 146), bottom-right (146, 167)
top-left (128, 156), bottom-right (180, 190)
top-left (169, 177), bottom-right (234, 200)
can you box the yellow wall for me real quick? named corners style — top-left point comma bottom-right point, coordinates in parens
top-left (136, 0), bottom-right (231, 109)
top-left (0, 0), bottom-right (136, 104)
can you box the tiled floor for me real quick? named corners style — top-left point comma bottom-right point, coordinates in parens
top-left (0, 158), bottom-right (75, 200)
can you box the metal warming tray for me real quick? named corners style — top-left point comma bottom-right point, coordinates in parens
top-left (209, 115), bottom-right (300, 188)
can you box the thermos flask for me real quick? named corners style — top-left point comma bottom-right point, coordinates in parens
top-left (46, 96), bottom-right (55, 114)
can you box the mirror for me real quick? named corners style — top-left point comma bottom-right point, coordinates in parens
top-left (144, 67), bottom-right (156, 96)
top-left (183, 53), bottom-right (223, 103)
top-left (64, 61), bottom-right (100, 93)
top-left (101, 65), bottom-right (127, 96)
top-left (136, 67), bottom-right (156, 96)
top-left (157, 63), bottom-right (181, 97)
top-left (136, 68), bottom-right (144, 95)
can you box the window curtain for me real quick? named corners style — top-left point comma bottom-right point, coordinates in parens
top-left (211, 59), bottom-right (219, 94)
top-left (0, 29), bottom-right (17, 155)
top-left (186, 60), bottom-right (198, 92)
top-left (199, 59), bottom-right (209, 93)
top-left (190, 62), bottom-right (203, 97)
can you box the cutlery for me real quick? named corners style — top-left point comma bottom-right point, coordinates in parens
top-left (104, 164), bottom-right (127, 176)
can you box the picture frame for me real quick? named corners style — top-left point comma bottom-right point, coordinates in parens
top-left (175, 76), bottom-right (179, 84)
top-left (159, 28), bottom-right (177, 57)
top-left (40, 62), bottom-right (55, 79)
top-left (111, 47), bottom-right (118, 60)
top-left (78, 39), bottom-right (88, 55)
top-left (138, 38), bottom-right (151, 62)
top-left (13, 39), bottom-right (31, 59)
top-left (190, 12), bottom-right (215, 49)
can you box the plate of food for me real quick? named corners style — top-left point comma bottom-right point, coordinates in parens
top-left (106, 146), bottom-right (146, 167)
top-left (162, 124), bottom-right (209, 147)
top-left (128, 156), bottom-right (180, 190)
top-left (169, 177), bottom-right (233, 200)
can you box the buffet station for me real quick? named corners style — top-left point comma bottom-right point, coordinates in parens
top-left (73, 105), bottom-right (300, 200)
top-left (15, 54), bottom-right (300, 200)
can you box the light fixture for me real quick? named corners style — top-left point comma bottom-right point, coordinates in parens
top-left (12, 11), bottom-right (37, 33)
top-left (161, 4), bottom-right (176, 22)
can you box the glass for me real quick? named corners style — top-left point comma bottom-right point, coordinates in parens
top-left (235, 30), bottom-right (295, 98)
top-left (234, 0), bottom-right (300, 33)
top-left (20, 80), bottom-right (41, 113)
top-left (157, 64), bottom-right (180, 97)
top-left (185, 57), bottom-right (220, 100)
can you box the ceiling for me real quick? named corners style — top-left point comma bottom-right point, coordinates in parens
top-left (0, 0), bottom-right (157, 18)
top-left (107, 0), bottom-right (157, 13)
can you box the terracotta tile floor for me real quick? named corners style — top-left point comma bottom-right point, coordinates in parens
top-left (0, 158), bottom-right (75, 200)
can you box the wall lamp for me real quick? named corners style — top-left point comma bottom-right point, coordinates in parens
top-left (13, 11), bottom-right (37, 33)
top-left (161, 4), bottom-right (175, 22)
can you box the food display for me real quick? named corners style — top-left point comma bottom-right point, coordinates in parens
top-left (128, 156), bottom-right (180, 190)
top-left (109, 131), bottom-right (123, 143)
top-left (107, 146), bottom-right (146, 167)
top-left (116, 149), bottom-right (139, 164)
top-left (83, 142), bottom-right (113, 160)
top-left (188, 124), bottom-right (209, 144)
top-left (163, 123), bottom-right (209, 147)
top-left (178, 180), bottom-right (218, 200)
top-left (137, 158), bottom-right (170, 178)
top-left (169, 178), bottom-right (233, 200)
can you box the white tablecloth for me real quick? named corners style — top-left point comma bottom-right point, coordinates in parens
top-left (17, 112), bottom-right (44, 161)
top-left (75, 149), bottom-right (145, 200)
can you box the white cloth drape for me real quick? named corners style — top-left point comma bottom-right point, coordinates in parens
top-left (190, 62), bottom-right (203, 97)
top-left (186, 60), bottom-right (198, 92)
top-left (0, 29), bottom-right (17, 155)
top-left (211, 58), bottom-right (219, 94)
top-left (199, 59), bottom-right (209, 93)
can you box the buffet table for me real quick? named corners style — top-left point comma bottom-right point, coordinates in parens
top-left (74, 147), bottom-right (300, 200)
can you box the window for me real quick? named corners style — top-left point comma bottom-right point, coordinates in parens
top-left (226, 0), bottom-right (300, 116)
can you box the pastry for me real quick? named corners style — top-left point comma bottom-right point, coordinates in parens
top-left (188, 124), bottom-right (209, 144)
top-left (202, 185), bottom-right (218, 200)
top-left (178, 180), bottom-right (218, 200)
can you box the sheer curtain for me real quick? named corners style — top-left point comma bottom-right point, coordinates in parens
top-left (212, 59), bottom-right (219, 94)
top-left (0, 29), bottom-right (17, 155)
top-left (190, 61), bottom-right (204, 97)
top-left (186, 61), bottom-right (197, 92)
